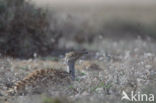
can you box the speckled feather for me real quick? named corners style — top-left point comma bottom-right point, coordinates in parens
top-left (7, 69), bottom-right (71, 96)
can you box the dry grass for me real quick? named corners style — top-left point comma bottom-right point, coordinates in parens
top-left (0, 38), bottom-right (156, 103)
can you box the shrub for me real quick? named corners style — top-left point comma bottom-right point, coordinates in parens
top-left (0, 0), bottom-right (62, 58)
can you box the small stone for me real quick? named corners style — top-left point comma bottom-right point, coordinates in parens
top-left (96, 87), bottom-right (104, 93)
top-left (99, 57), bottom-right (104, 61)
top-left (145, 65), bottom-right (152, 69)
top-left (81, 91), bottom-right (89, 96)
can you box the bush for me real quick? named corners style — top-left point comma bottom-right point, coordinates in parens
top-left (0, 0), bottom-right (62, 58)
top-left (100, 19), bottom-right (156, 39)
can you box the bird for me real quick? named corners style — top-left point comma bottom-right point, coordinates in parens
top-left (6, 51), bottom-right (88, 96)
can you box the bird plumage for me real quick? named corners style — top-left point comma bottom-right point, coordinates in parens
top-left (7, 69), bottom-right (71, 96)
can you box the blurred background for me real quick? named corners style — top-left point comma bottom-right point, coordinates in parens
top-left (0, 0), bottom-right (156, 58)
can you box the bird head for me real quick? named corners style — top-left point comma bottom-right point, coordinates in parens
top-left (65, 51), bottom-right (88, 64)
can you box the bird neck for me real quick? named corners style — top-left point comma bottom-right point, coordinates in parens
top-left (67, 61), bottom-right (75, 73)
top-left (67, 61), bottom-right (75, 80)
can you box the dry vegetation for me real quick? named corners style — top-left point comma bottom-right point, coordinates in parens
top-left (0, 38), bottom-right (156, 103)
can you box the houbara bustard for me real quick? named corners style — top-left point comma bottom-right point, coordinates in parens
top-left (6, 51), bottom-right (88, 96)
